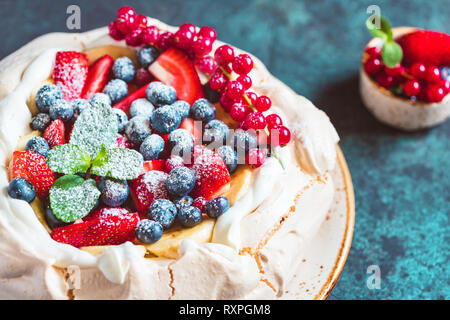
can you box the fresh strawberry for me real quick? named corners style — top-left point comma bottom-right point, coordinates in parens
top-left (189, 145), bottom-right (231, 200)
top-left (83, 207), bottom-right (135, 221)
top-left (148, 48), bottom-right (204, 105)
top-left (142, 160), bottom-right (166, 173)
top-left (43, 119), bottom-right (65, 148)
top-left (116, 134), bottom-right (131, 149)
top-left (80, 54), bottom-right (114, 99)
top-left (51, 212), bottom-right (139, 247)
top-left (53, 51), bottom-right (89, 100)
top-left (397, 30), bottom-right (450, 66)
top-left (179, 118), bottom-right (201, 144)
top-left (8, 151), bottom-right (55, 198)
top-left (113, 82), bottom-right (151, 116)
top-left (130, 170), bottom-right (169, 214)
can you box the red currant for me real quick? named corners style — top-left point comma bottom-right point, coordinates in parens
top-left (364, 57), bottom-right (382, 75)
top-left (209, 70), bottom-right (228, 91)
top-left (255, 96), bottom-right (271, 112)
top-left (237, 75), bottom-right (252, 90)
top-left (424, 66), bottom-right (441, 83)
top-left (425, 84), bottom-right (446, 103)
top-left (109, 20), bottom-right (125, 40)
top-left (198, 26), bottom-right (217, 41)
top-left (385, 64), bottom-right (404, 77)
top-left (141, 26), bottom-right (160, 44)
top-left (173, 28), bottom-right (195, 50)
top-left (441, 80), bottom-right (450, 93)
top-left (376, 73), bottom-right (394, 89)
top-left (266, 114), bottom-right (283, 129)
top-left (192, 37), bottom-right (213, 57)
top-left (245, 91), bottom-right (258, 106)
top-left (225, 80), bottom-right (244, 99)
top-left (402, 80), bottom-right (421, 97)
top-left (214, 45), bottom-right (235, 66)
top-left (219, 94), bottom-right (241, 112)
top-left (270, 126), bottom-right (291, 146)
top-left (365, 46), bottom-right (381, 58)
top-left (179, 23), bottom-right (197, 35)
top-left (117, 14), bottom-right (138, 34)
top-left (193, 197), bottom-right (207, 212)
top-left (241, 112), bottom-right (267, 130)
top-left (232, 54), bottom-right (253, 75)
top-left (157, 32), bottom-right (174, 50)
top-left (230, 103), bottom-right (251, 122)
top-left (136, 14), bottom-right (150, 29)
top-left (409, 63), bottom-right (427, 79)
top-left (117, 6), bottom-right (135, 19)
top-left (195, 56), bottom-right (217, 75)
top-left (246, 148), bottom-right (266, 168)
top-left (125, 28), bottom-right (143, 47)
top-left (135, 68), bottom-right (152, 86)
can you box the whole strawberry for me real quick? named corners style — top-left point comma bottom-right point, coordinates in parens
top-left (53, 51), bottom-right (89, 101)
top-left (397, 30), bottom-right (450, 66)
top-left (9, 151), bottom-right (56, 198)
top-left (43, 119), bottom-right (66, 148)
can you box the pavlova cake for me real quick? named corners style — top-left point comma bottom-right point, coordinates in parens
top-left (0, 6), bottom-right (340, 299)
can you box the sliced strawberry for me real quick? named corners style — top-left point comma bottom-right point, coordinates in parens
top-left (179, 118), bottom-right (201, 144)
top-left (142, 160), bottom-right (166, 173)
top-left (8, 151), bottom-right (56, 198)
top-left (43, 119), bottom-right (65, 148)
top-left (397, 30), bottom-right (450, 66)
top-left (80, 54), bottom-right (114, 99)
top-left (190, 145), bottom-right (231, 200)
top-left (53, 51), bottom-right (89, 101)
top-left (113, 82), bottom-right (151, 116)
top-left (130, 170), bottom-right (169, 214)
top-left (83, 207), bottom-right (134, 221)
top-left (148, 48), bottom-right (204, 105)
top-left (51, 212), bottom-right (139, 247)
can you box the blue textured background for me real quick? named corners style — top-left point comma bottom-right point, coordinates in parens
top-left (0, 0), bottom-right (448, 300)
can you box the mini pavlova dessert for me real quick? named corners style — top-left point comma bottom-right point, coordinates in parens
top-left (361, 16), bottom-right (450, 131)
top-left (0, 6), bottom-right (341, 299)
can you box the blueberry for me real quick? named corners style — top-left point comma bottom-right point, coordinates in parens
top-left (174, 195), bottom-right (193, 212)
top-left (8, 178), bottom-right (36, 203)
top-left (148, 199), bottom-right (177, 230)
top-left (203, 82), bottom-right (220, 104)
top-left (441, 67), bottom-right (450, 82)
top-left (89, 93), bottom-right (111, 107)
top-left (125, 116), bottom-right (152, 146)
top-left (97, 177), bottom-right (129, 207)
top-left (165, 166), bottom-right (195, 197)
top-left (204, 119), bottom-right (229, 145)
top-left (35, 84), bottom-right (63, 113)
top-left (112, 108), bottom-right (129, 133)
top-left (135, 219), bottom-right (163, 244)
top-left (103, 79), bottom-right (128, 104)
top-left (168, 129), bottom-right (193, 158)
top-left (205, 196), bottom-right (230, 218)
top-left (137, 46), bottom-right (160, 68)
top-left (178, 206), bottom-right (202, 227)
top-left (112, 57), bottom-right (136, 82)
top-left (171, 100), bottom-right (190, 119)
top-left (49, 99), bottom-right (73, 121)
top-left (140, 134), bottom-right (165, 160)
top-left (232, 128), bottom-right (257, 153)
top-left (191, 98), bottom-right (216, 123)
top-left (30, 113), bottom-right (51, 132)
top-left (146, 81), bottom-right (177, 107)
top-left (130, 98), bottom-right (154, 119)
top-left (71, 99), bottom-right (90, 119)
top-left (217, 145), bottom-right (238, 174)
top-left (44, 202), bottom-right (72, 229)
top-left (25, 136), bottom-right (49, 158)
top-left (151, 104), bottom-right (181, 134)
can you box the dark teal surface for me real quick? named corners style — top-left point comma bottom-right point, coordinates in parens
top-left (0, 0), bottom-right (448, 300)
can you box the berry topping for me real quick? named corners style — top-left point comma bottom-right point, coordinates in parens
top-left (246, 148), bottom-right (266, 168)
top-left (270, 125), bottom-right (291, 146)
top-left (237, 75), bottom-right (252, 90)
top-left (8, 177), bottom-right (36, 203)
top-left (425, 84), bottom-right (446, 103)
top-left (216, 146), bottom-right (238, 174)
top-left (205, 196), bottom-right (230, 218)
top-left (35, 84), bottom-right (63, 113)
top-left (174, 195), bottom-right (194, 211)
top-left (140, 134), bottom-right (165, 160)
top-left (130, 170), bottom-right (169, 214)
top-left (108, 20), bottom-right (126, 41)
top-left (232, 54), bottom-right (254, 75)
top-left (142, 26), bottom-right (160, 45)
top-left (178, 206), bottom-right (202, 227)
top-left (148, 198), bottom-right (177, 229)
top-left (165, 155), bottom-right (185, 172)
top-left (409, 62), bottom-right (427, 79)
top-left (97, 177), bottom-right (130, 207)
top-left (203, 119), bottom-right (229, 144)
top-left (230, 103), bottom-right (251, 122)
top-left (402, 79), bottom-right (421, 97)
top-left (424, 66), bottom-right (442, 83)
top-left (53, 51), bottom-right (89, 101)
top-left (8, 151), bottom-right (56, 198)
top-left (192, 36), bottom-right (213, 58)
top-left (31, 113), bottom-right (51, 132)
top-left (209, 69), bottom-right (228, 91)
top-left (157, 31), bottom-right (174, 51)
top-left (364, 57), bottom-right (383, 76)
top-left (116, 134), bottom-right (131, 149)
top-left (125, 116), bottom-right (152, 146)
top-left (135, 219), bottom-right (163, 244)
top-left (137, 46), bottom-right (160, 68)
top-left (143, 159), bottom-right (167, 173)
top-left (173, 27), bottom-right (196, 50)
top-left (135, 68), bottom-right (153, 86)
top-left (214, 45), bottom-right (235, 66)
top-left (165, 166), bottom-right (195, 197)
top-left (376, 73), bottom-right (394, 89)
top-left (192, 196), bottom-right (207, 213)
top-left (113, 82), bottom-right (150, 116)
top-left (232, 129), bottom-right (257, 154)
top-left (195, 55), bottom-right (218, 75)
top-left (25, 136), bottom-right (49, 158)
top-left (266, 114), bottom-right (283, 129)
top-left (255, 96), bottom-right (272, 112)
top-left (198, 26), bottom-right (217, 42)
top-left (44, 202), bottom-right (72, 229)
top-left (130, 98), bottom-right (154, 119)
top-left (146, 81), bottom-right (177, 107)
top-left (71, 99), bottom-right (90, 119)
top-left (89, 92), bottom-right (111, 106)
top-left (191, 98), bottom-right (216, 123)
top-left (49, 99), bottom-right (74, 121)
top-left (112, 57), bottom-right (136, 82)
top-left (113, 108), bottom-right (129, 133)
top-left (43, 119), bottom-right (66, 148)
top-left (148, 48), bottom-right (204, 105)
top-left (241, 111), bottom-right (267, 130)
top-left (171, 100), bottom-right (190, 120)
top-left (167, 128), bottom-right (194, 157)
top-left (151, 104), bottom-right (182, 134)
top-left (81, 54), bottom-right (114, 100)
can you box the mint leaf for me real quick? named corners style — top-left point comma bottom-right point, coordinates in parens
top-left (49, 176), bottom-right (100, 223)
top-left (366, 16), bottom-right (393, 41)
top-left (91, 147), bottom-right (143, 180)
top-left (92, 144), bottom-right (108, 168)
top-left (382, 41), bottom-right (403, 67)
top-left (70, 102), bottom-right (118, 159)
top-left (46, 144), bottom-right (91, 175)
